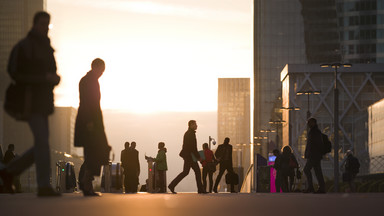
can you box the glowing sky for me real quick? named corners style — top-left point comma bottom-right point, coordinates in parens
top-left (47, 0), bottom-right (253, 113)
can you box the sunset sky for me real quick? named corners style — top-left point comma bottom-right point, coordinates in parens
top-left (45, 0), bottom-right (253, 191)
top-left (47, 0), bottom-right (253, 113)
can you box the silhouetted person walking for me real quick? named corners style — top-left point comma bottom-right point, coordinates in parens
top-left (0, 11), bottom-right (60, 196)
top-left (343, 150), bottom-right (360, 193)
top-left (201, 143), bottom-right (216, 193)
top-left (3, 144), bottom-right (16, 164)
top-left (154, 142), bottom-right (167, 193)
top-left (213, 137), bottom-right (235, 193)
top-left (124, 141), bottom-right (140, 193)
top-left (75, 58), bottom-right (111, 196)
top-left (121, 142), bottom-right (130, 193)
top-left (280, 146), bottom-right (298, 192)
top-left (272, 149), bottom-right (283, 193)
top-left (303, 118), bottom-right (326, 193)
top-left (168, 120), bottom-right (204, 194)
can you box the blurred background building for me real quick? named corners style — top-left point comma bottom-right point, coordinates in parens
top-left (217, 78), bottom-right (251, 192)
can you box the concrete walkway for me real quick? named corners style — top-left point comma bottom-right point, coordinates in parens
top-left (0, 192), bottom-right (383, 216)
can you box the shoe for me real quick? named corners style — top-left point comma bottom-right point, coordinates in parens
top-left (213, 188), bottom-right (218, 193)
top-left (84, 191), bottom-right (102, 196)
top-left (168, 185), bottom-right (177, 194)
top-left (198, 190), bottom-right (208, 194)
top-left (37, 187), bottom-right (61, 197)
top-left (0, 167), bottom-right (15, 194)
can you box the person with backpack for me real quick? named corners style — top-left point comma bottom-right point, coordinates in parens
top-left (303, 118), bottom-right (326, 193)
top-left (343, 150), bottom-right (360, 192)
top-left (280, 146), bottom-right (298, 192)
top-left (201, 143), bottom-right (216, 193)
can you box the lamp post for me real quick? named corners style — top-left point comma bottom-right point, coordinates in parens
top-left (260, 129), bottom-right (276, 158)
top-left (280, 107), bottom-right (300, 147)
top-left (268, 120), bottom-right (286, 150)
top-left (296, 90), bottom-right (321, 119)
top-left (320, 63), bottom-right (352, 193)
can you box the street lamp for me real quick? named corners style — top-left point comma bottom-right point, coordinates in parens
top-left (296, 90), bottom-right (321, 119)
top-left (259, 129), bottom-right (276, 157)
top-left (209, 136), bottom-right (216, 149)
top-left (320, 62), bottom-right (352, 193)
top-left (280, 107), bottom-right (301, 147)
top-left (268, 119), bottom-right (286, 150)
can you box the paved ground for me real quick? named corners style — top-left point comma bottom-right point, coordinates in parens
top-left (0, 192), bottom-right (383, 216)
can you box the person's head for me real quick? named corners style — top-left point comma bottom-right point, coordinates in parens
top-left (124, 142), bottom-right (130, 149)
top-left (91, 58), bottom-right (105, 78)
top-left (272, 149), bottom-right (280, 156)
top-left (158, 142), bottom-right (165, 149)
top-left (224, 137), bottom-right (230, 145)
top-left (32, 11), bottom-right (50, 36)
top-left (8, 144), bottom-right (15, 151)
top-left (131, 141), bottom-right (136, 149)
top-left (307, 118), bottom-right (317, 129)
top-left (282, 146), bottom-right (292, 155)
top-left (203, 143), bottom-right (209, 150)
top-left (188, 120), bottom-right (197, 131)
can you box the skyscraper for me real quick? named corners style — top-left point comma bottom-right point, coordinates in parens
top-left (253, 0), bottom-right (384, 158)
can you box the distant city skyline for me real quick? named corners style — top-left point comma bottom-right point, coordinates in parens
top-left (46, 0), bottom-right (253, 113)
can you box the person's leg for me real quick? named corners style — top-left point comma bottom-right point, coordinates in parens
top-left (226, 165), bottom-right (236, 193)
top-left (191, 161), bottom-right (203, 193)
top-left (289, 174), bottom-right (294, 192)
top-left (202, 167), bottom-right (208, 192)
top-left (312, 160), bottom-right (325, 192)
top-left (281, 174), bottom-right (289, 192)
top-left (168, 159), bottom-right (191, 192)
top-left (275, 171), bottom-right (282, 192)
top-left (124, 173), bottom-right (129, 193)
top-left (28, 114), bottom-right (51, 188)
top-left (213, 164), bottom-right (226, 192)
top-left (157, 170), bottom-right (165, 193)
top-left (304, 160), bottom-right (314, 192)
top-left (208, 171), bottom-right (214, 193)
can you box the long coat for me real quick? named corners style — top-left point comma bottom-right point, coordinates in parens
top-left (74, 71), bottom-right (110, 175)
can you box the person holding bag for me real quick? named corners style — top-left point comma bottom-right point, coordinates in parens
top-left (0, 11), bottom-right (61, 196)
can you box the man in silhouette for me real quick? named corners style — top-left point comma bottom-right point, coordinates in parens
top-left (303, 118), bottom-right (326, 193)
top-left (120, 142), bottom-right (130, 193)
top-left (123, 141), bottom-right (140, 193)
top-left (75, 58), bottom-right (111, 196)
top-left (168, 120), bottom-right (204, 194)
top-left (213, 137), bottom-right (235, 193)
top-left (0, 11), bottom-right (60, 196)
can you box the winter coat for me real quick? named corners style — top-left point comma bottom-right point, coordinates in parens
top-left (74, 71), bottom-right (110, 175)
top-left (7, 30), bottom-right (59, 115)
top-left (155, 148), bottom-right (168, 171)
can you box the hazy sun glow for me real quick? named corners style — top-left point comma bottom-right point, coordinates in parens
top-left (48, 0), bottom-right (252, 113)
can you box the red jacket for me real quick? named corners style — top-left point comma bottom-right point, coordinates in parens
top-left (202, 149), bottom-right (214, 167)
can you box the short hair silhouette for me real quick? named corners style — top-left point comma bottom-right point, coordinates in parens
top-left (33, 11), bottom-right (50, 25)
top-left (224, 137), bottom-right (230, 144)
top-left (188, 120), bottom-right (196, 127)
top-left (91, 58), bottom-right (105, 69)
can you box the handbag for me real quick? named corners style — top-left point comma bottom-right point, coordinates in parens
top-left (4, 83), bottom-right (32, 121)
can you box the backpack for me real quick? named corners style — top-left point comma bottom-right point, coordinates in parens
top-left (321, 133), bottom-right (332, 155)
top-left (225, 172), bottom-right (239, 185)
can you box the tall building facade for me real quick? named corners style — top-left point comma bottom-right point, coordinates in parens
top-left (281, 64), bottom-right (384, 176)
top-left (254, 0), bottom-right (384, 158)
top-left (368, 98), bottom-right (384, 174)
top-left (217, 78), bottom-right (251, 192)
